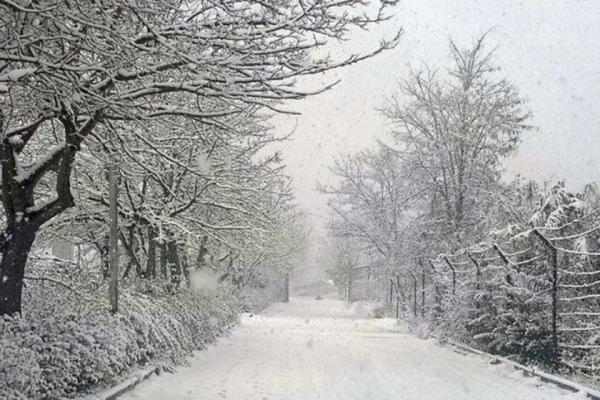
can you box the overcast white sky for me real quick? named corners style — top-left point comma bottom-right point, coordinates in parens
top-left (271, 0), bottom-right (600, 267)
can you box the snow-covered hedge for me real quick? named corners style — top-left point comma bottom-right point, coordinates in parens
top-left (0, 283), bottom-right (242, 400)
top-left (410, 183), bottom-right (600, 384)
top-left (435, 270), bottom-right (555, 366)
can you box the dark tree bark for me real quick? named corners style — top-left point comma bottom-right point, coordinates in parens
top-left (119, 224), bottom-right (145, 280)
top-left (196, 236), bottom-right (208, 269)
top-left (129, 226), bottom-right (144, 278)
top-left (0, 220), bottom-right (39, 315)
top-left (147, 226), bottom-right (157, 279)
top-left (181, 247), bottom-right (190, 288)
top-left (168, 241), bottom-right (181, 287)
top-left (99, 235), bottom-right (110, 280)
top-left (0, 109), bottom-right (99, 315)
top-left (160, 242), bottom-right (168, 279)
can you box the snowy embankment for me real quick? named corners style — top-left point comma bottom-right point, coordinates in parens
top-left (0, 286), bottom-right (244, 400)
top-left (122, 297), bottom-right (590, 400)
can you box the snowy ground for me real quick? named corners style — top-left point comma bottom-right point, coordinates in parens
top-left (122, 297), bottom-right (587, 400)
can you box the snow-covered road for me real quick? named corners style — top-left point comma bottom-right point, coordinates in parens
top-left (122, 297), bottom-right (586, 400)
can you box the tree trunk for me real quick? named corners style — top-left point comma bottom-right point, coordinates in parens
top-left (196, 236), bottom-right (208, 269)
top-left (0, 96), bottom-right (99, 317)
top-left (147, 226), bottom-right (157, 279)
top-left (120, 229), bottom-right (143, 280)
top-left (0, 221), bottom-right (39, 315)
top-left (129, 226), bottom-right (144, 278)
top-left (97, 236), bottom-right (110, 280)
top-left (181, 248), bottom-right (190, 288)
top-left (282, 272), bottom-right (290, 303)
top-left (160, 242), bottom-right (168, 279)
top-left (168, 241), bottom-right (181, 287)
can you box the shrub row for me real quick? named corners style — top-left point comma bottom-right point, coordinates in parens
top-left (0, 284), bottom-right (242, 400)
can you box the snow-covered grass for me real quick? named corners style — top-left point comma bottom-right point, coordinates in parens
top-left (0, 278), bottom-right (252, 400)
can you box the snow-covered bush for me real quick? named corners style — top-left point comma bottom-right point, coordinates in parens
top-left (421, 181), bottom-right (600, 381)
top-left (0, 278), bottom-right (242, 400)
top-left (427, 250), bottom-right (556, 367)
top-left (462, 271), bottom-right (554, 365)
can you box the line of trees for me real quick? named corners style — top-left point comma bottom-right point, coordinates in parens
top-left (323, 35), bottom-right (600, 375)
top-left (0, 0), bottom-right (401, 315)
top-left (324, 36), bottom-right (532, 281)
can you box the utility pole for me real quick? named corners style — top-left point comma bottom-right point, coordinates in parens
top-left (108, 163), bottom-right (120, 314)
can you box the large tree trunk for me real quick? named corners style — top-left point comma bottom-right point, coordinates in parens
top-left (0, 109), bottom-right (100, 316)
top-left (0, 220), bottom-right (39, 315)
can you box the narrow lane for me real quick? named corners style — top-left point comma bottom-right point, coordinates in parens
top-left (122, 297), bottom-right (584, 400)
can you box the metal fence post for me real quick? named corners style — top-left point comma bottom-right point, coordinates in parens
top-left (492, 244), bottom-right (516, 289)
top-left (493, 244), bottom-right (511, 267)
top-left (532, 229), bottom-right (560, 367)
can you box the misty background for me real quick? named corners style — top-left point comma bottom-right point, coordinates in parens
top-left (271, 0), bottom-right (600, 283)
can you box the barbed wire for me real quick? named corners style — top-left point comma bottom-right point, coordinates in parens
top-left (546, 225), bottom-right (600, 241)
top-left (389, 211), bottom-right (600, 376)
top-left (534, 207), bottom-right (600, 232)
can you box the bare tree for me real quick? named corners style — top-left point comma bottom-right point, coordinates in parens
top-left (382, 36), bottom-right (531, 247)
top-left (322, 144), bottom-right (422, 274)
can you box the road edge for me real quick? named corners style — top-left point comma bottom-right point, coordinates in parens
top-left (78, 321), bottom-right (239, 400)
top-left (81, 366), bottom-right (160, 400)
top-left (447, 339), bottom-right (600, 400)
